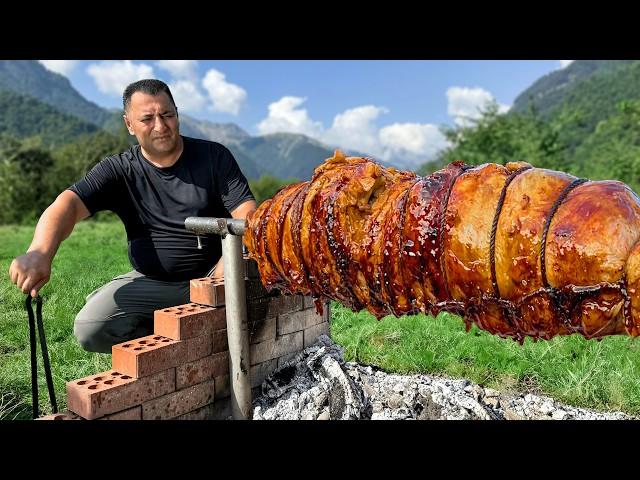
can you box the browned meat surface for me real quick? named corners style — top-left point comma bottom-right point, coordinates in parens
top-left (244, 151), bottom-right (640, 342)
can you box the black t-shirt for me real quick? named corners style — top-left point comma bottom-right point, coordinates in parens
top-left (68, 136), bottom-right (255, 281)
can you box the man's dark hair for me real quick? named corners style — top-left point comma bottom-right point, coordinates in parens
top-left (123, 79), bottom-right (177, 112)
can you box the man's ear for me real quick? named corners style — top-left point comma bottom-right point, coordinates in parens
top-left (123, 114), bottom-right (134, 135)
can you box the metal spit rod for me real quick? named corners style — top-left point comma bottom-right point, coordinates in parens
top-left (185, 216), bottom-right (251, 420)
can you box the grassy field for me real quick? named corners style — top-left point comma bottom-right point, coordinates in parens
top-left (0, 221), bottom-right (129, 420)
top-left (2, 221), bottom-right (640, 419)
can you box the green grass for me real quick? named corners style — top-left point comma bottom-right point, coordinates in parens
top-left (2, 221), bottom-right (640, 418)
top-left (0, 221), bottom-right (130, 420)
top-left (331, 302), bottom-right (640, 415)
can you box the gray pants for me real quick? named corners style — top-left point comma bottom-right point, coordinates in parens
top-left (74, 270), bottom-right (190, 353)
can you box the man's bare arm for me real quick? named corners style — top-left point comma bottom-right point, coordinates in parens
top-left (8, 190), bottom-right (91, 297)
top-left (209, 199), bottom-right (257, 281)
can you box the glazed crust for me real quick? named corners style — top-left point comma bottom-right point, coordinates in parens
top-left (244, 152), bottom-right (640, 341)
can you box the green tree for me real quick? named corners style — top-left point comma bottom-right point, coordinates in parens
top-left (419, 101), bottom-right (572, 175)
top-left (249, 175), bottom-right (299, 205)
top-left (0, 134), bottom-right (57, 224)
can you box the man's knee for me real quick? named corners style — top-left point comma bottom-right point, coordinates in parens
top-left (74, 310), bottom-right (153, 353)
top-left (73, 315), bottom-right (113, 354)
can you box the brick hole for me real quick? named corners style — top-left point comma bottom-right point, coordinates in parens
top-left (93, 376), bottom-right (103, 381)
top-left (134, 347), bottom-right (144, 351)
top-left (153, 336), bottom-right (163, 340)
top-left (161, 339), bottom-right (170, 342)
top-left (186, 308), bottom-right (195, 312)
top-left (53, 415), bottom-right (66, 420)
top-left (88, 385), bottom-right (99, 390)
top-left (177, 307), bottom-right (186, 311)
top-left (148, 343), bottom-right (157, 347)
top-left (104, 380), bottom-right (114, 385)
top-left (111, 372), bottom-right (121, 376)
top-left (122, 344), bottom-right (131, 348)
top-left (139, 340), bottom-right (147, 344)
top-left (121, 375), bottom-right (132, 380)
top-left (163, 309), bottom-right (172, 313)
top-left (77, 380), bottom-right (87, 385)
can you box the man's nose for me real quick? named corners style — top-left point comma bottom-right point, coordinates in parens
top-left (153, 115), bottom-right (168, 132)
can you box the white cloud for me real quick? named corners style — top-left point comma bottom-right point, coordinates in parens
top-left (156, 60), bottom-right (199, 80)
top-left (559, 60), bottom-right (574, 69)
top-left (87, 60), bottom-right (155, 98)
top-left (257, 96), bottom-right (323, 137)
top-left (257, 98), bottom-right (447, 167)
top-left (169, 80), bottom-right (207, 113)
top-left (201, 69), bottom-right (247, 115)
top-left (322, 105), bottom-right (388, 157)
top-left (446, 86), bottom-right (509, 126)
top-left (39, 60), bottom-right (78, 76)
top-left (379, 123), bottom-right (449, 164)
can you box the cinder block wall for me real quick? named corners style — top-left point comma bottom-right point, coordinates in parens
top-left (37, 258), bottom-right (330, 420)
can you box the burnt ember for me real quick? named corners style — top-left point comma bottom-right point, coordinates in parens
top-left (252, 336), bottom-right (634, 420)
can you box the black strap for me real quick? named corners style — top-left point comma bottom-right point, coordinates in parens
top-left (540, 178), bottom-right (588, 288)
top-left (25, 295), bottom-right (58, 419)
top-left (490, 166), bottom-right (532, 297)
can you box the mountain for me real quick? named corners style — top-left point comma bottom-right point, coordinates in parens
top-left (511, 60), bottom-right (637, 118)
top-left (0, 60), bottom-right (115, 129)
top-left (423, 59), bottom-right (640, 196)
top-left (0, 60), bottom-right (385, 181)
top-left (232, 133), bottom-right (339, 180)
top-left (0, 90), bottom-right (101, 146)
top-left (179, 114), bottom-right (250, 145)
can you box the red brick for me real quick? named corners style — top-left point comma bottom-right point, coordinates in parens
top-left (142, 380), bottom-right (215, 420)
top-left (249, 315), bottom-right (276, 344)
top-left (278, 309), bottom-right (324, 335)
top-left (174, 403), bottom-right (216, 420)
top-left (154, 304), bottom-right (225, 340)
top-left (176, 351), bottom-right (229, 389)
top-left (214, 374), bottom-right (230, 399)
top-left (250, 331), bottom-right (303, 365)
top-left (99, 406), bottom-right (142, 420)
top-left (323, 301), bottom-right (331, 323)
top-left (36, 410), bottom-right (81, 420)
top-left (246, 296), bottom-right (272, 323)
top-left (304, 322), bottom-right (331, 348)
top-left (250, 359), bottom-right (278, 388)
top-left (112, 335), bottom-right (184, 378)
top-left (272, 295), bottom-right (304, 315)
top-left (245, 278), bottom-right (272, 300)
top-left (212, 329), bottom-right (228, 353)
top-left (182, 333), bottom-right (213, 363)
top-left (303, 296), bottom-right (330, 312)
top-left (244, 257), bottom-right (260, 280)
top-left (67, 369), bottom-right (175, 420)
top-left (211, 398), bottom-right (233, 420)
top-left (190, 278), bottom-right (225, 307)
top-left (246, 295), bottom-right (301, 323)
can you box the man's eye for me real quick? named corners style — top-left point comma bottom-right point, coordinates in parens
top-left (163, 113), bottom-right (175, 118)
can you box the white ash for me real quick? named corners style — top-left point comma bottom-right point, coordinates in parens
top-left (252, 335), bottom-right (635, 420)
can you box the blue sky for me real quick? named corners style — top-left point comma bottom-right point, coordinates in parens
top-left (39, 60), bottom-right (572, 166)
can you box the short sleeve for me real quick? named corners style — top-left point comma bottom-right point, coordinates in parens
top-left (67, 157), bottom-right (122, 215)
top-left (215, 145), bottom-right (255, 213)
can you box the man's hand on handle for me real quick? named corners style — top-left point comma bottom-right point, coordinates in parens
top-left (8, 190), bottom-right (90, 299)
top-left (9, 251), bottom-right (52, 298)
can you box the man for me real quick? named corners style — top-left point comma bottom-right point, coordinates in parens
top-left (8, 79), bottom-right (257, 353)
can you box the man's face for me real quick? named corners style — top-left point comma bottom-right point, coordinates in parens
top-left (123, 91), bottom-right (180, 157)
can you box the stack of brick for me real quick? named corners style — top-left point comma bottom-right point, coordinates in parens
top-left (37, 258), bottom-right (330, 420)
